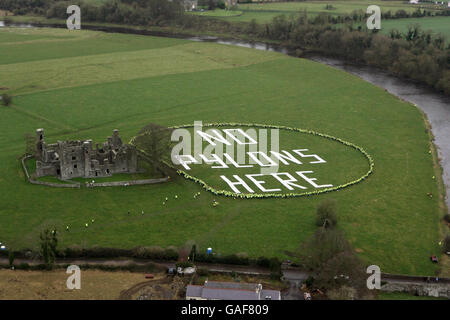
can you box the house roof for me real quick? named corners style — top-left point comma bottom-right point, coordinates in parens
top-left (204, 281), bottom-right (259, 291)
top-left (261, 290), bottom-right (281, 300)
top-left (186, 281), bottom-right (281, 300)
top-left (202, 287), bottom-right (260, 300)
top-left (186, 285), bottom-right (203, 298)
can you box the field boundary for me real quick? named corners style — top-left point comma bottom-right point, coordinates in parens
top-left (85, 177), bottom-right (169, 188)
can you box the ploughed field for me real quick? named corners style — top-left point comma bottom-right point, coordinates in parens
top-left (0, 27), bottom-right (442, 275)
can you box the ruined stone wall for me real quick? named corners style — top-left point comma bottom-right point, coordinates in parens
top-left (86, 177), bottom-right (168, 188)
top-left (35, 163), bottom-right (57, 177)
top-left (381, 281), bottom-right (450, 299)
top-left (22, 155), bottom-right (81, 188)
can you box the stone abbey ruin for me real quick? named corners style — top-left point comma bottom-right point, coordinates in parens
top-left (35, 128), bottom-right (138, 180)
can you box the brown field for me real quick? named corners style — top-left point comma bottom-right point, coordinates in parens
top-left (0, 269), bottom-right (150, 300)
top-left (0, 268), bottom-right (288, 300)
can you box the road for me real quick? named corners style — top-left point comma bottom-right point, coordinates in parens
top-left (1, 257), bottom-right (448, 300)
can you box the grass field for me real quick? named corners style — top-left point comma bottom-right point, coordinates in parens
top-left (195, 1), bottom-right (449, 39)
top-left (219, 1), bottom-right (444, 23)
top-left (379, 16), bottom-right (450, 39)
top-left (0, 27), bottom-right (444, 275)
top-left (188, 9), bottom-right (244, 17)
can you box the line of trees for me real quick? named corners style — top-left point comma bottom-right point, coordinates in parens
top-left (256, 15), bottom-right (450, 94)
top-left (45, 0), bottom-right (184, 25)
top-left (0, 0), bottom-right (185, 26)
top-left (0, 0), bottom-right (53, 15)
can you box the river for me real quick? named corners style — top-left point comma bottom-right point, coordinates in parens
top-left (1, 23), bottom-right (449, 210)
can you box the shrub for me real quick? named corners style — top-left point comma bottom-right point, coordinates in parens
top-left (197, 267), bottom-right (209, 276)
top-left (221, 253), bottom-right (249, 265)
top-left (315, 199), bottom-right (338, 229)
top-left (443, 213), bottom-right (450, 224)
top-left (256, 256), bottom-right (271, 268)
top-left (194, 252), bottom-right (214, 263)
top-left (8, 251), bottom-right (14, 266)
top-left (17, 263), bottom-right (30, 270)
top-left (176, 261), bottom-right (194, 269)
top-left (444, 235), bottom-right (450, 253)
top-left (1, 93), bottom-right (12, 106)
top-left (60, 245), bottom-right (83, 258)
top-left (83, 247), bottom-right (132, 258)
top-left (131, 246), bottom-right (178, 260)
top-left (269, 257), bottom-right (281, 271)
top-left (165, 247), bottom-right (179, 261)
top-left (304, 276), bottom-right (315, 288)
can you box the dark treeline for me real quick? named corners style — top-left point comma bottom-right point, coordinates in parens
top-left (46, 0), bottom-right (184, 25)
top-left (0, 0), bottom-right (52, 15)
top-left (1, 0), bottom-right (449, 94)
top-left (255, 14), bottom-right (450, 94)
top-left (0, 0), bottom-right (184, 23)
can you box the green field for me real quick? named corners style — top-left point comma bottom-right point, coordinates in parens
top-left (379, 16), bottom-right (450, 38)
top-left (218, 1), bottom-right (444, 22)
top-left (188, 9), bottom-right (243, 17)
top-left (194, 1), bottom-right (449, 39)
top-left (0, 27), bottom-right (443, 275)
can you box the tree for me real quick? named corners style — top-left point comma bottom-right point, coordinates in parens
top-left (444, 235), bottom-right (450, 253)
top-left (298, 228), bottom-right (370, 299)
top-left (24, 132), bottom-right (35, 156)
top-left (189, 244), bottom-right (197, 263)
top-left (269, 257), bottom-right (282, 280)
top-left (8, 251), bottom-right (14, 267)
top-left (208, 0), bottom-right (217, 10)
top-left (133, 123), bottom-right (174, 176)
top-left (1, 93), bottom-right (12, 106)
top-left (39, 229), bottom-right (58, 269)
top-left (315, 199), bottom-right (338, 229)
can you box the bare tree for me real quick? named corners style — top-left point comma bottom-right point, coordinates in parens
top-left (24, 133), bottom-right (35, 156)
top-left (134, 123), bottom-right (174, 176)
top-left (298, 228), bottom-right (370, 299)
